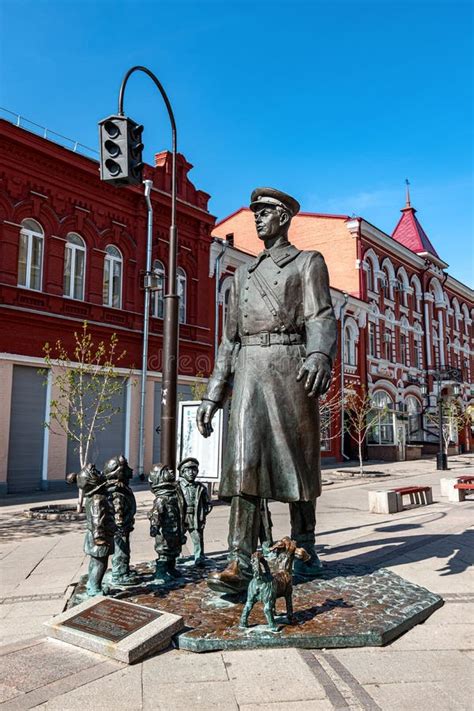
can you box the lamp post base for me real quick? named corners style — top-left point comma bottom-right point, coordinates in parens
top-left (436, 452), bottom-right (448, 470)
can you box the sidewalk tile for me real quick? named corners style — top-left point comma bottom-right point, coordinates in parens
top-left (222, 649), bottom-right (327, 705)
top-left (332, 649), bottom-right (473, 685)
top-left (142, 680), bottom-right (238, 710)
top-left (364, 680), bottom-right (469, 711)
top-left (39, 665), bottom-right (142, 710)
top-left (142, 649), bottom-right (228, 683)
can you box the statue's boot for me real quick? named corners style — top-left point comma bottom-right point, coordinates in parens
top-left (293, 542), bottom-right (323, 579)
top-left (207, 560), bottom-right (251, 594)
top-left (166, 560), bottom-right (182, 579)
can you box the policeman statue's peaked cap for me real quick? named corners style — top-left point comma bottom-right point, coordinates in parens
top-left (249, 187), bottom-right (300, 217)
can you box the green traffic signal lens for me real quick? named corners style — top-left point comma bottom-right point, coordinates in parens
top-left (105, 159), bottom-right (122, 176)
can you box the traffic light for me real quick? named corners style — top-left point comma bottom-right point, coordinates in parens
top-left (98, 115), bottom-right (144, 186)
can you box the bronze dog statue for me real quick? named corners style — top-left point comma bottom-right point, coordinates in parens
top-left (239, 537), bottom-right (310, 632)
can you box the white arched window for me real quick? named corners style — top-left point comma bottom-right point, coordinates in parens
top-left (397, 268), bottom-right (409, 306)
top-left (406, 395), bottom-right (422, 441)
top-left (18, 218), bottom-right (44, 290)
top-left (368, 321), bottom-right (376, 357)
top-left (411, 275), bottom-right (422, 312)
top-left (177, 267), bottom-right (187, 324)
top-left (103, 245), bottom-right (122, 308)
top-left (369, 390), bottom-right (394, 444)
top-left (366, 261), bottom-right (374, 292)
top-left (151, 259), bottom-right (165, 319)
top-left (64, 233), bottom-right (86, 300)
top-left (343, 319), bottom-right (359, 366)
top-left (413, 327), bottom-right (423, 369)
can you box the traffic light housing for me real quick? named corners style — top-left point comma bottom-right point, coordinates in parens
top-left (98, 115), bottom-right (144, 186)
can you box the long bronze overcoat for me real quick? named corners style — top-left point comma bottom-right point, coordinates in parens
top-left (205, 237), bottom-right (337, 503)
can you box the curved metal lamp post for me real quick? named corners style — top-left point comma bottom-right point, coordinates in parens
top-left (118, 66), bottom-right (179, 469)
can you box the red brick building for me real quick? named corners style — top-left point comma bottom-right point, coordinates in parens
top-left (213, 190), bottom-right (474, 463)
top-left (0, 118), bottom-right (216, 493)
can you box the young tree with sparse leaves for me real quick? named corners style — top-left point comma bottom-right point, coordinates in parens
top-left (426, 399), bottom-right (470, 457)
top-left (41, 322), bottom-right (127, 509)
top-left (344, 387), bottom-right (383, 476)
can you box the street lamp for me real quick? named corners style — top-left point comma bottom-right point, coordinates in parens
top-left (423, 367), bottom-right (463, 471)
top-left (99, 66), bottom-right (179, 469)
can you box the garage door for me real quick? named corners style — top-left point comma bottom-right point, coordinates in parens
top-left (7, 365), bottom-right (47, 493)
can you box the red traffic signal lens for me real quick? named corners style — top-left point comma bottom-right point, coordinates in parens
top-left (104, 120), bottom-right (121, 138)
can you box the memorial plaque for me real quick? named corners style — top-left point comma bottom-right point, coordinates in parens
top-left (62, 598), bottom-right (162, 642)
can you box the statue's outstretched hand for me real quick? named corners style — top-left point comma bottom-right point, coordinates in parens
top-left (296, 353), bottom-right (332, 398)
top-left (196, 399), bottom-right (219, 438)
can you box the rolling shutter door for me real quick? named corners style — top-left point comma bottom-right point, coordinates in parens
top-left (7, 365), bottom-right (46, 493)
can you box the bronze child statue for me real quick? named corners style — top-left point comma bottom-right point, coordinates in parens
top-left (239, 537), bottom-right (310, 632)
top-left (178, 457), bottom-right (213, 567)
top-left (67, 464), bottom-right (115, 597)
top-left (148, 463), bottom-right (185, 583)
top-left (103, 455), bottom-right (137, 586)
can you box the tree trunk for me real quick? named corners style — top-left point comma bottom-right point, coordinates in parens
top-left (358, 438), bottom-right (364, 476)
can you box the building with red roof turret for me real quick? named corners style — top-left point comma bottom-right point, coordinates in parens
top-left (212, 187), bottom-right (473, 463)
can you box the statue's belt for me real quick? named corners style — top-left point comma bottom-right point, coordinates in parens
top-left (240, 332), bottom-right (303, 347)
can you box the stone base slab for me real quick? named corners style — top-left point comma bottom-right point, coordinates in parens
top-left (45, 595), bottom-right (183, 663)
top-left (68, 558), bottom-right (443, 654)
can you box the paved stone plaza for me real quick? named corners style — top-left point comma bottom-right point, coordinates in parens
top-left (1, 456), bottom-right (473, 710)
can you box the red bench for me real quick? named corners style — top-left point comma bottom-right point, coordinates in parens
top-left (393, 486), bottom-right (433, 508)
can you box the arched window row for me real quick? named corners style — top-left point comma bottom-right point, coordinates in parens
top-left (150, 261), bottom-right (188, 324)
top-left (15, 219), bottom-right (193, 319)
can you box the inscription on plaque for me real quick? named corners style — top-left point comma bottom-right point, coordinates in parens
top-left (62, 599), bottom-right (162, 642)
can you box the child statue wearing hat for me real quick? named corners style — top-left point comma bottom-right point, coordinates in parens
top-left (67, 464), bottom-right (115, 597)
top-left (178, 458), bottom-right (213, 566)
top-left (103, 454), bottom-right (137, 586)
top-left (148, 463), bottom-right (185, 582)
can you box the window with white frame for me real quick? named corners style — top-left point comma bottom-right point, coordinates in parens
top-left (368, 321), bottom-right (376, 357)
top-left (406, 395), bottom-right (423, 441)
top-left (151, 259), bottom-right (165, 318)
top-left (344, 322), bottom-right (358, 366)
top-left (18, 218), bottom-right (44, 290)
top-left (103, 245), bottom-right (122, 308)
top-left (177, 267), bottom-right (187, 324)
top-left (383, 328), bottom-right (393, 361)
top-left (413, 335), bottom-right (422, 369)
top-left (368, 391), bottom-right (394, 444)
top-left (400, 332), bottom-right (407, 365)
top-left (64, 233), bottom-right (86, 300)
top-left (366, 260), bottom-right (374, 292)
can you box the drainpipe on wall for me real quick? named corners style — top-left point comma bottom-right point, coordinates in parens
top-left (340, 292), bottom-right (350, 460)
top-left (137, 179), bottom-right (154, 479)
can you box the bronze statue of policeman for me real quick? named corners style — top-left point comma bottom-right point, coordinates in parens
top-left (197, 187), bottom-right (337, 594)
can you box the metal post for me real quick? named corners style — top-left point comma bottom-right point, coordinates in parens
top-left (137, 180), bottom-right (154, 479)
top-left (118, 66), bottom-right (179, 469)
top-left (436, 370), bottom-right (448, 470)
top-left (340, 293), bottom-right (350, 460)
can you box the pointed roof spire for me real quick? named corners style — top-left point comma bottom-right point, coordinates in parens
top-left (392, 181), bottom-right (440, 257)
top-left (404, 178), bottom-right (411, 209)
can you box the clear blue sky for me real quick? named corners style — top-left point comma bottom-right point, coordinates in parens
top-left (1, 0), bottom-right (472, 286)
